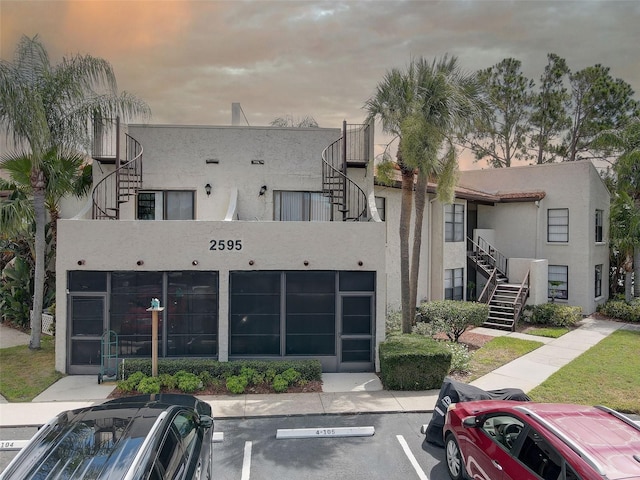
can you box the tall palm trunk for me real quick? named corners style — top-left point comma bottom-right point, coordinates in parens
top-left (634, 247), bottom-right (640, 298)
top-left (410, 171), bottom-right (428, 328)
top-left (398, 145), bottom-right (415, 334)
top-left (30, 168), bottom-right (46, 349)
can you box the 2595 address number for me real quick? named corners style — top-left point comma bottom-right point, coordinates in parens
top-left (209, 239), bottom-right (242, 251)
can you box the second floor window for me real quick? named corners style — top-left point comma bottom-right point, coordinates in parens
top-left (137, 191), bottom-right (194, 220)
top-left (445, 204), bottom-right (464, 242)
top-left (548, 208), bottom-right (569, 242)
top-left (274, 191), bottom-right (331, 221)
top-left (595, 209), bottom-right (603, 242)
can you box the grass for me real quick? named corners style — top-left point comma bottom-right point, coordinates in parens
top-left (523, 326), bottom-right (569, 338)
top-left (0, 336), bottom-right (64, 402)
top-left (465, 336), bottom-right (543, 382)
top-left (528, 329), bottom-right (640, 414)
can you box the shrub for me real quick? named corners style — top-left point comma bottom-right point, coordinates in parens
top-left (418, 301), bottom-right (488, 342)
top-left (379, 334), bottom-right (452, 390)
top-left (117, 371), bottom-right (146, 393)
top-left (385, 308), bottom-right (402, 336)
top-left (272, 374), bottom-right (289, 393)
top-left (597, 299), bottom-right (640, 322)
top-left (137, 376), bottom-right (161, 394)
top-left (174, 371), bottom-right (202, 393)
top-left (158, 373), bottom-right (177, 389)
top-left (280, 368), bottom-right (300, 384)
top-left (226, 375), bottom-right (249, 394)
top-left (445, 342), bottom-right (472, 374)
top-left (522, 303), bottom-right (582, 327)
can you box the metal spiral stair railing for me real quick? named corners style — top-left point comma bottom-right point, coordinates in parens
top-left (92, 133), bottom-right (143, 219)
top-left (321, 123), bottom-right (368, 221)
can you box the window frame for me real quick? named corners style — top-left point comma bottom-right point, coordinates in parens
top-left (595, 209), bottom-right (604, 243)
top-left (547, 208), bottom-right (569, 243)
top-left (595, 264), bottom-right (603, 298)
top-left (548, 265), bottom-right (569, 300)
top-left (445, 203), bottom-right (464, 242)
top-left (137, 190), bottom-right (195, 220)
top-left (273, 190), bottom-right (332, 221)
top-left (444, 268), bottom-right (464, 300)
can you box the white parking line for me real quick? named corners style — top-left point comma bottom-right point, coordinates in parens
top-left (241, 441), bottom-right (252, 480)
top-left (0, 440), bottom-right (28, 451)
top-left (397, 435), bottom-right (429, 480)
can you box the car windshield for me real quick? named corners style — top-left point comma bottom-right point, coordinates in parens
top-left (6, 411), bottom-right (152, 480)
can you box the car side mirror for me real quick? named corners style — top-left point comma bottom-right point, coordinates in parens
top-left (198, 415), bottom-right (214, 428)
top-left (462, 416), bottom-right (479, 428)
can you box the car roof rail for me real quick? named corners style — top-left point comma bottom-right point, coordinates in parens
top-left (595, 405), bottom-right (640, 433)
top-left (123, 410), bottom-right (169, 480)
top-left (514, 405), bottom-right (605, 476)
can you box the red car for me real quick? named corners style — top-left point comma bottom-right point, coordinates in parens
top-left (443, 400), bottom-right (640, 480)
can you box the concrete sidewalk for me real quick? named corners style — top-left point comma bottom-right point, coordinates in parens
top-left (0, 317), bottom-right (633, 426)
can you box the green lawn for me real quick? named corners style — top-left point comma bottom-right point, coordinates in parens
top-left (0, 336), bottom-right (64, 402)
top-left (466, 336), bottom-right (543, 382)
top-left (528, 329), bottom-right (640, 414)
top-left (523, 326), bottom-right (569, 338)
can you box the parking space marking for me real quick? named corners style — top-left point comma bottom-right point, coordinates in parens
top-left (212, 432), bottom-right (224, 443)
top-left (241, 441), bottom-right (252, 480)
top-left (0, 440), bottom-right (28, 451)
top-left (276, 426), bottom-right (375, 439)
top-left (396, 435), bottom-right (429, 480)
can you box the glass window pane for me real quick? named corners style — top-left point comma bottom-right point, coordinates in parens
top-left (341, 339), bottom-right (371, 362)
top-left (230, 272), bottom-right (281, 355)
top-left (309, 192), bottom-right (331, 221)
top-left (165, 191), bottom-right (194, 220)
top-left (69, 271), bottom-right (107, 292)
top-left (71, 297), bottom-right (104, 336)
top-left (548, 265), bottom-right (568, 299)
top-left (137, 192), bottom-right (157, 220)
top-left (339, 271), bottom-right (375, 292)
top-left (286, 334), bottom-right (334, 355)
top-left (548, 209), bottom-right (569, 242)
top-left (286, 271), bottom-right (334, 293)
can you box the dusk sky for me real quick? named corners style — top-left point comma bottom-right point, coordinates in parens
top-left (1, 0), bottom-right (639, 168)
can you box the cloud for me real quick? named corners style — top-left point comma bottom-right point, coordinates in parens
top-left (2, 0), bottom-right (638, 159)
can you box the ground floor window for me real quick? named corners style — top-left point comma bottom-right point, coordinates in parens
top-left (68, 271), bottom-right (218, 366)
top-left (548, 265), bottom-right (568, 300)
top-left (595, 264), bottom-right (602, 298)
top-left (445, 268), bottom-right (464, 300)
top-left (229, 271), bottom-right (374, 360)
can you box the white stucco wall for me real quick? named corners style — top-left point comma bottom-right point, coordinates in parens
top-left (460, 161), bottom-right (610, 314)
top-left (56, 219), bottom-right (386, 373)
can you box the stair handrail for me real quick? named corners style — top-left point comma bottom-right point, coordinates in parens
top-left (475, 236), bottom-right (508, 277)
top-left (92, 132), bottom-right (143, 219)
top-left (321, 122), bottom-right (368, 221)
top-left (478, 268), bottom-right (499, 304)
top-left (511, 270), bottom-right (530, 325)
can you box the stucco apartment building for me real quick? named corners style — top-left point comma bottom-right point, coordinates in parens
top-left (55, 112), bottom-right (610, 375)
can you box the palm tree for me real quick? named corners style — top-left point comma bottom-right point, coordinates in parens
top-left (366, 55), bottom-right (485, 333)
top-left (0, 35), bottom-right (150, 349)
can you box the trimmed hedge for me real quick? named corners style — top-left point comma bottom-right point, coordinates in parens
top-left (379, 334), bottom-right (452, 390)
top-left (597, 299), bottom-right (640, 323)
top-left (120, 358), bottom-right (322, 382)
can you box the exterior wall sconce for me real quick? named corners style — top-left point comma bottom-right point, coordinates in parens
top-left (358, 261), bottom-right (363, 266)
top-left (249, 260), bottom-right (255, 266)
top-left (205, 183), bottom-right (212, 196)
top-left (303, 260), bottom-right (309, 266)
top-left (259, 185), bottom-right (267, 196)
top-left (137, 260), bottom-right (144, 266)
top-left (192, 260), bottom-right (199, 266)
top-left (77, 260), bottom-right (85, 266)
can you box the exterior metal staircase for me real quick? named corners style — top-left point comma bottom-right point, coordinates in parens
top-left (472, 237), bottom-right (529, 331)
top-left (321, 121), bottom-right (369, 221)
top-left (91, 117), bottom-right (143, 220)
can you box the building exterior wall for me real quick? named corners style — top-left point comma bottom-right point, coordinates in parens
top-left (460, 161), bottom-right (610, 314)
